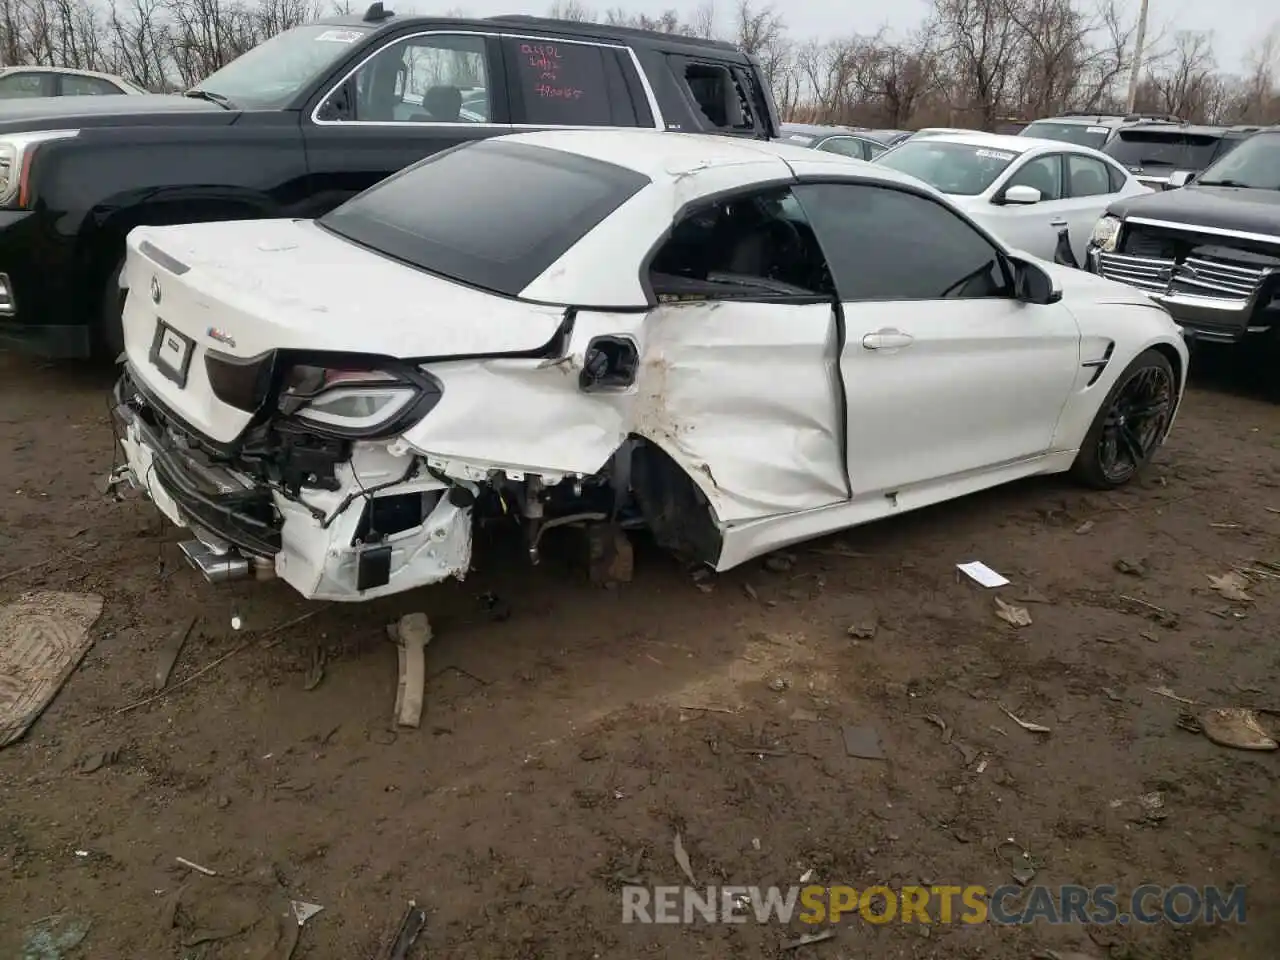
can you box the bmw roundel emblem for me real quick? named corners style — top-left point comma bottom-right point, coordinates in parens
top-left (150, 276), bottom-right (161, 305)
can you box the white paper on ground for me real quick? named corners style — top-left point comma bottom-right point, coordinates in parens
top-left (957, 561), bottom-right (1010, 588)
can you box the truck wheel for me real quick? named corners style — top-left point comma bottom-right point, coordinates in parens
top-left (98, 258), bottom-right (127, 361)
top-left (1070, 348), bottom-right (1176, 490)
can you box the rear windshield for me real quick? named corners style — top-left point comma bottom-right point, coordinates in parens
top-left (875, 140), bottom-right (1022, 196)
top-left (1020, 121), bottom-right (1110, 150)
top-left (1104, 131), bottom-right (1228, 170)
top-left (320, 139), bottom-right (650, 297)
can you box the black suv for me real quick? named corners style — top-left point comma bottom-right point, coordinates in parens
top-left (1087, 126), bottom-right (1280, 347)
top-left (1102, 122), bottom-right (1253, 191)
top-left (0, 6), bottom-right (780, 358)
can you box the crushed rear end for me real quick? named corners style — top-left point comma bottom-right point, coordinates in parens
top-left (109, 220), bottom-right (570, 601)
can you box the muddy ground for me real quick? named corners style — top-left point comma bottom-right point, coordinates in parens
top-left (0, 347), bottom-right (1277, 960)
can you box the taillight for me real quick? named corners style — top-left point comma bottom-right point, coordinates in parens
top-left (277, 359), bottom-right (441, 440)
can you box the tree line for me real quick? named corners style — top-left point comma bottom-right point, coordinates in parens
top-left (1, 0), bottom-right (1276, 127)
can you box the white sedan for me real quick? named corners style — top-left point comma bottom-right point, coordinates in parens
top-left (875, 131), bottom-right (1151, 266)
top-left (110, 129), bottom-right (1187, 602)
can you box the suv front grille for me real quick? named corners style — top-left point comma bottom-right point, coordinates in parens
top-left (1097, 223), bottom-right (1280, 307)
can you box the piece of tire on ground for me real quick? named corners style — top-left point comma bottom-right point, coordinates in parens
top-left (1071, 347), bottom-right (1176, 490)
top-left (98, 258), bottom-right (127, 361)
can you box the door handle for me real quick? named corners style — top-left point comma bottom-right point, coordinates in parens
top-left (861, 328), bottom-right (914, 351)
top-left (1049, 218), bottom-right (1068, 227)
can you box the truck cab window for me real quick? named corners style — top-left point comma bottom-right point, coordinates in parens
top-left (506, 38), bottom-right (627, 126)
top-left (323, 33), bottom-right (491, 123)
top-left (683, 63), bottom-right (754, 132)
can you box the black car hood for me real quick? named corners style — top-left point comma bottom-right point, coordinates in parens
top-left (1108, 185), bottom-right (1280, 239)
top-left (0, 94), bottom-right (234, 131)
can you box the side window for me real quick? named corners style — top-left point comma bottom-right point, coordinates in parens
top-left (792, 182), bottom-right (1011, 301)
top-left (648, 187), bottom-right (834, 300)
top-left (60, 74), bottom-right (125, 96)
top-left (1004, 155), bottom-right (1063, 201)
top-left (816, 138), bottom-right (866, 160)
top-left (1106, 162), bottom-right (1128, 192)
top-left (506, 38), bottom-right (635, 127)
top-left (681, 61), bottom-right (755, 133)
top-left (1065, 154), bottom-right (1113, 198)
top-left (320, 33), bottom-right (490, 123)
top-left (0, 72), bottom-right (54, 98)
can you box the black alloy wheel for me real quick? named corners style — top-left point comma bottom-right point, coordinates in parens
top-left (1072, 348), bottom-right (1176, 490)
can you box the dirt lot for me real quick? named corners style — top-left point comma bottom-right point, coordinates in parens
top-left (0, 347), bottom-right (1277, 960)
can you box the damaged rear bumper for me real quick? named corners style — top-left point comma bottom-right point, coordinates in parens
top-left (111, 369), bottom-right (473, 601)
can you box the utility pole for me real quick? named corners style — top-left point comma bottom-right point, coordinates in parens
top-left (1126, 0), bottom-right (1151, 113)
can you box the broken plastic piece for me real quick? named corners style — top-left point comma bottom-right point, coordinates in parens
top-left (393, 613), bottom-right (431, 729)
top-left (387, 901), bottom-right (426, 960)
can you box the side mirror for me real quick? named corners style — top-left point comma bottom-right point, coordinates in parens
top-left (1168, 170), bottom-right (1196, 188)
top-left (1011, 256), bottom-right (1063, 305)
top-left (1002, 185), bottom-right (1043, 205)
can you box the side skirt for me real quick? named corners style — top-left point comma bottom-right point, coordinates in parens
top-left (714, 450), bottom-right (1077, 571)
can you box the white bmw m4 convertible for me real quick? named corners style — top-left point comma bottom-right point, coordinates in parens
top-left (111, 129), bottom-right (1188, 602)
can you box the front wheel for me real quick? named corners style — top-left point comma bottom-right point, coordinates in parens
top-left (1071, 348), bottom-right (1176, 490)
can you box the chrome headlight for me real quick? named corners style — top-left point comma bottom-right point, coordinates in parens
top-left (1090, 215), bottom-right (1121, 253)
top-left (0, 129), bottom-right (80, 208)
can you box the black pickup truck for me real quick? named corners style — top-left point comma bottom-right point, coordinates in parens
top-left (0, 6), bottom-right (780, 358)
top-left (1087, 126), bottom-right (1280, 348)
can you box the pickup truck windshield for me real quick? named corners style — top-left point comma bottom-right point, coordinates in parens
top-left (875, 140), bottom-right (1021, 196)
top-left (1020, 121), bottom-right (1110, 150)
top-left (319, 139), bottom-right (650, 298)
top-left (192, 24), bottom-right (372, 109)
top-left (1104, 131), bottom-right (1229, 170)
top-left (1195, 132), bottom-right (1280, 190)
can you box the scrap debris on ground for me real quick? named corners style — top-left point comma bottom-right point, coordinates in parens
top-left (0, 351), bottom-right (1276, 959)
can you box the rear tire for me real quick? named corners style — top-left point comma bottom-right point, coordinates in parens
top-left (1070, 348), bottom-right (1176, 490)
top-left (97, 258), bottom-right (126, 362)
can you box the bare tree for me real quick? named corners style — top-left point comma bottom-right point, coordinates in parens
top-left (1145, 30), bottom-right (1218, 119)
top-left (546, 0), bottom-right (591, 21)
top-left (931, 0), bottom-right (1025, 128)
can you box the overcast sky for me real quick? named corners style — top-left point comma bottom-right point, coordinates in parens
top-left (459, 0), bottom-right (1278, 75)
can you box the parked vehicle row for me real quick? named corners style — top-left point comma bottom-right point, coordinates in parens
top-left (0, 66), bottom-right (147, 99)
top-left (0, 6), bottom-right (783, 359)
top-left (872, 131), bottom-right (1150, 266)
top-left (778, 123), bottom-right (896, 161)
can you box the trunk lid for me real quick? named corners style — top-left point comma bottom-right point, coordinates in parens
top-left (121, 219), bottom-right (568, 443)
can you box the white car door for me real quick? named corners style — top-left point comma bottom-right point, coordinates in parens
top-left (791, 181), bottom-right (1082, 497)
top-left (976, 152), bottom-right (1071, 261)
top-left (615, 184), bottom-right (850, 525)
top-left (1057, 152), bottom-right (1126, 265)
